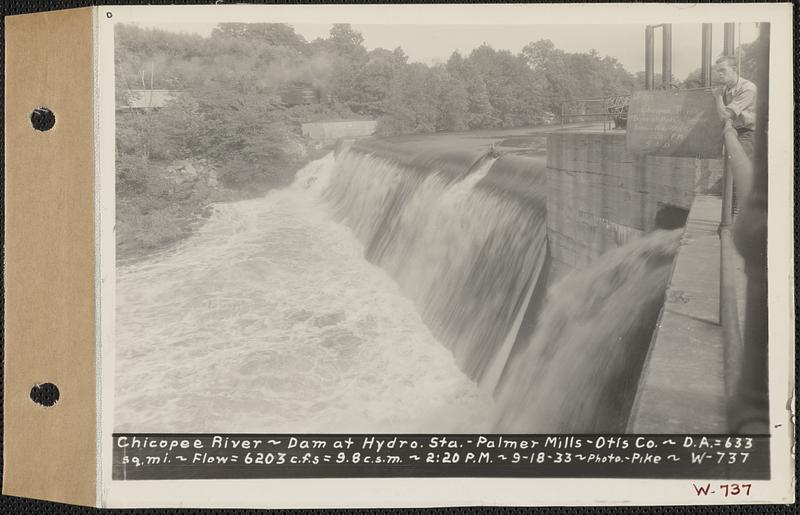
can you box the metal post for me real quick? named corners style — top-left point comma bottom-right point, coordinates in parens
top-left (719, 21), bottom-right (737, 339)
top-left (644, 26), bottom-right (654, 90)
top-left (723, 23), bottom-right (736, 57)
top-left (718, 22), bottom-right (737, 417)
top-left (719, 22), bottom-right (737, 225)
top-left (661, 24), bottom-right (672, 89)
top-left (701, 23), bottom-right (713, 87)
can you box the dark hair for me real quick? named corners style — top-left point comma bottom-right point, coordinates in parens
top-left (715, 55), bottom-right (739, 70)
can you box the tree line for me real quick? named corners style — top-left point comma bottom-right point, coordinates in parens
top-left (114, 22), bottom-right (641, 257)
top-left (116, 22), bottom-right (762, 258)
top-left (116, 23), bottom-right (642, 142)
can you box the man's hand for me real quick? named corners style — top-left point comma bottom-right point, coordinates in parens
top-left (722, 118), bottom-right (736, 136)
top-left (713, 88), bottom-right (732, 122)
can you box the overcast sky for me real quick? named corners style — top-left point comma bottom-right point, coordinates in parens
top-left (133, 22), bottom-right (760, 81)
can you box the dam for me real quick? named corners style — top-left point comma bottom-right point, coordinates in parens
top-left (326, 124), bottom-right (729, 434)
top-left (114, 120), bottom-right (744, 435)
top-left (111, 21), bottom-right (769, 437)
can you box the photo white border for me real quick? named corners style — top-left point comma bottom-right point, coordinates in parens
top-left (97, 3), bottom-right (795, 507)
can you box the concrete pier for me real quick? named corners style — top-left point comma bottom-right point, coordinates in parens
top-left (544, 130), bottom-right (738, 432)
top-left (348, 125), bottom-right (739, 431)
top-left (545, 131), bottom-right (723, 270)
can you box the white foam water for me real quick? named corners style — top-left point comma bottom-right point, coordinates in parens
top-left (115, 148), bottom-right (675, 435)
top-left (114, 153), bottom-right (493, 433)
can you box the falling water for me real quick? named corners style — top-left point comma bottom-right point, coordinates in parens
top-left (116, 143), bottom-right (680, 435)
top-left (325, 148), bottom-right (549, 386)
top-left (493, 229), bottom-right (682, 433)
top-left (115, 153), bottom-right (493, 433)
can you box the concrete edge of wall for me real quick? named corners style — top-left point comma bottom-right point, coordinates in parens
top-left (627, 195), bottom-right (728, 433)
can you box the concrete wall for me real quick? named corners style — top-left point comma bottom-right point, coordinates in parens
top-left (301, 120), bottom-right (377, 146)
top-left (628, 195), bottom-right (729, 433)
top-left (544, 131), bottom-right (731, 432)
top-left (546, 131), bottom-right (722, 270)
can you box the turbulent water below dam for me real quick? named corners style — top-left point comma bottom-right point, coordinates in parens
top-left (115, 144), bottom-right (680, 433)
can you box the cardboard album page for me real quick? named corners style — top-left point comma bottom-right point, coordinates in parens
top-left (4, 7), bottom-right (96, 507)
top-left (4, 3), bottom-right (795, 508)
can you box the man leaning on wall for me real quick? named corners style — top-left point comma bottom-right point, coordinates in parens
top-left (713, 55), bottom-right (757, 159)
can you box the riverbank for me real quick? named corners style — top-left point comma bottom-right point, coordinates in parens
top-left (115, 124), bottom-right (560, 264)
top-left (116, 146), bottom-right (332, 264)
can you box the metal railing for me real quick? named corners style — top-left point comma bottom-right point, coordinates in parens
top-left (718, 139), bottom-right (743, 412)
top-left (559, 95), bottom-right (630, 131)
top-left (717, 21), bottom-right (769, 434)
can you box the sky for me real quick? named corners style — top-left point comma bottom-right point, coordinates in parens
top-left (134, 22), bottom-right (760, 81)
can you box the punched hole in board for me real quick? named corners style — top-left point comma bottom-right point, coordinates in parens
top-left (30, 383), bottom-right (60, 407)
top-left (30, 107), bottom-right (56, 131)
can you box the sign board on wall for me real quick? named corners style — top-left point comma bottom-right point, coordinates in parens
top-left (626, 90), bottom-right (723, 158)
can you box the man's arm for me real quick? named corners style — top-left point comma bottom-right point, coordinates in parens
top-left (725, 82), bottom-right (757, 118)
top-left (713, 88), bottom-right (733, 121)
top-left (722, 118), bottom-right (754, 198)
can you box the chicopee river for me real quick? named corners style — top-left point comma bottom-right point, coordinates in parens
top-left (115, 153), bottom-right (494, 433)
top-left (115, 147), bottom-right (678, 434)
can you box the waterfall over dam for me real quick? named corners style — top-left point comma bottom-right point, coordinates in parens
top-left (324, 144), bottom-right (548, 387)
top-left (115, 127), bottom-right (715, 434)
top-left (323, 141), bottom-right (681, 433)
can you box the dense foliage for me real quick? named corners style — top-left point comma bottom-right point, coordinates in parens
top-left (680, 34), bottom-right (765, 89)
top-left (116, 22), bottom-right (643, 140)
top-left (115, 22), bottom-right (640, 258)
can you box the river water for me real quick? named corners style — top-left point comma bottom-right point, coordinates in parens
top-left (115, 153), bottom-right (494, 433)
top-left (115, 146), bottom-right (677, 434)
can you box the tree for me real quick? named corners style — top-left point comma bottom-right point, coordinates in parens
top-left (431, 66), bottom-right (468, 131)
top-left (522, 39), bottom-right (635, 116)
top-left (320, 25), bottom-right (369, 108)
top-left (681, 69), bottom-right (704, 89)
top-left (356, 47), bottom-right (407, 106)
top-left (191, 86), bottom-right (304, 188)
top-left (447, 52), bottom-right (494, 129)
top-left (328, 24), bottom-right (366, 54)
top-left (212, 23), bottom-right (309, 53)
top-left (522, 39), bottom-right (575, 115)
top-left (467, 44), bottom-right (546, 128)
top-left (737, 35), bottom-right (767, 83)
top-left (116, 21), bottom-right (641, 150)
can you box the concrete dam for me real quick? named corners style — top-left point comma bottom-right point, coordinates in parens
top-left (114, 124), bottom-right (728, 435)
top-left (327, 125), bottom-right (726, 433)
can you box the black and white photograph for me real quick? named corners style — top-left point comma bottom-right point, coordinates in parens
top-left (2, 2), bottom-right (793, 509)
top-left (111, 13), bottom-right (773, 440)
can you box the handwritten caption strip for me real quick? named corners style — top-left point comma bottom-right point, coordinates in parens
top-left (112, 434), bottom-right (769, 480)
